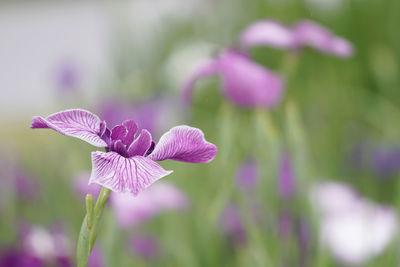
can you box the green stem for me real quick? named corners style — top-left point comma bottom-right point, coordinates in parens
top-left (89, 187), bottom-right (111, 250)
top-left (76, 187), bottom-right (111, 267)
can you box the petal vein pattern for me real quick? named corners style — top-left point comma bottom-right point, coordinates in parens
top-left (31, 109), bottom-right (107, 147)
top-left (149, 126), bottom-right (217, 163)
top-left (90, 151), bottom-right (173, 195)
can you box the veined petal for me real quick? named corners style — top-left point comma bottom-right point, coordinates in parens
top-left (128, 129), bottom-right (153, 157)
top-left (122, 120), bottom-right (138, 145)
top-left (111, 125), bottom-right (127, 141)
top-left (219, 50), bottom-right (285, 108)
top-left (181, 59), bottom-right (220, 105)
top-left (90, 151), bottom-right (172, 195)
top-left (149, 126), bottom-right (217, 163)
top-left (31, 109), bottom-right (107, 147)
top-left (240, 20), bottom-right (296, 49)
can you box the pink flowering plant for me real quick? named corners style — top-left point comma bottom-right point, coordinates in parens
top-left (31, 108), bottom-right (217, 266)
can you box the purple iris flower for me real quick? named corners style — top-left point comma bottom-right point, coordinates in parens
top-left (278, 152), bottom-right (296, 199)
top-left (182, 49), bottom-right (284, 108)
top-left (31, 109), bottom-right (217, 195)
top-left (240, 19), bottom-right (353, 58)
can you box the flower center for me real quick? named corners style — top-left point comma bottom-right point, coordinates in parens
top-left (103, 120), bottom-right (154, 158)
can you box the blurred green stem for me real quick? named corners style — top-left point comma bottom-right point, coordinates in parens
top-left (76, 187), bottom-right (111, 267)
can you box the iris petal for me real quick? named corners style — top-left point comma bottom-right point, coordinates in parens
top-left (31, 109), bottom-right (107, 147)
top-left (240, 20), bottom-right (295, 49)
top-left (148, 126), bottom-right (217, 163)
top-left (181, 59), bottom-right (220, 105)
top-left (128, 129), bottom-right (153, 157)
top-left (90, 151), bottom-right (172, 195)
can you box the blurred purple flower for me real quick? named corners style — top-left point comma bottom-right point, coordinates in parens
top-left (349, 144), bottom-right (400, 178)
top-left (111, 181), bottom-right (188, 227)
top-left (311, 181), bottom-right (398, 265)
top-left (219, 204), bottom-right (246, 244)
top-left (0, 248), bottom-right (42, 267)
top-left (278, 152), bottom-right (296, 199)
top-left (0, 154), bottom-right (38, 202)
top-left (182, 49), bottom-right (284, 108)
top-left (130, 235), bottom-right (159, 260)
top-left (372, 148), bottom-right (400, 177)
top-left (73, 172), bottom-right (102, 199)
top-left (240, 19), bottom-right (353, 58)
top-left (31, 109), bottom-right (217, 195)
top-left (0, 223), bottom-right (73, 267)
top-left (54, 61), bottom-right (80, 93)
top-left (235, 158), bottom-right (258, 190)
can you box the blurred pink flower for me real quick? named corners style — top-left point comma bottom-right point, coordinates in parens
top-left (182, 49), bottom-right (284, 108)
top-left (240, 19), bottom-right (353, 58)
top-left (240, 20), bottom-right (296, 50)
top-left (311, 181), bottom-right (398, 265)
top-left (111, 181), bottom-right (188, 228)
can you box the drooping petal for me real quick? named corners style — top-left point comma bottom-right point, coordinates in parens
top-left (293, 20), bottom-right (353, 58)
top-left (148, 126), bottom-right (217, 163)
top-left (127, 129), bottom-right (153, 157)
top-left (240, 20), bottom-right (296, 49)
top-left (31, 109), bottom-right (107, 147)
top-left (90, 151), bottom-right (172, 195)
top-left (181, 59), bottom-right (220, 105)
top-left (330, 37), bottom-right (354, 58)
top-left (218, 50), bottom-right (285, 108)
